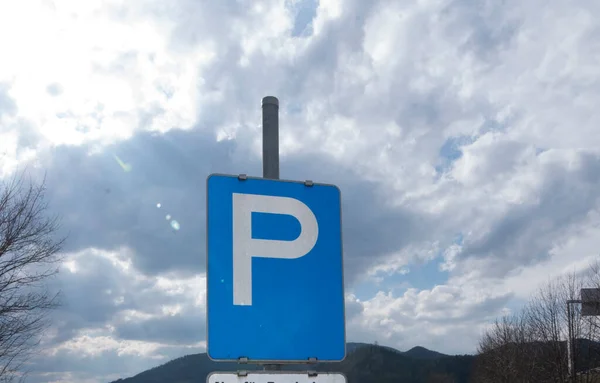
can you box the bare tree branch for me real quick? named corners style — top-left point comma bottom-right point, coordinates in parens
top-left (0, 172), bottom-right (65, 381)
top-left (474, 268), bottom-right (600, 382)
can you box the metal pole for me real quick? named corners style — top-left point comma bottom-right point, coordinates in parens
top-left (261, 95), bottom-right (281, 372)
top-left (567, 300), bottom-right (582, 382)
top-left (567, 301), bottom-right (574, 382)
top-left (262, 96), bottom-right (279, 180)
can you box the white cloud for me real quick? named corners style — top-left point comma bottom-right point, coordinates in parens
top-left (0, 0), bottom-right (212, 175)
top-left (499, 212), bottom-right (600, 299)
top-left (346, 282), bottom-right (512, 354)
top-left (30, 247), bottom-right (207, 378)
top-left (48, 333), bottom-right (162, 359)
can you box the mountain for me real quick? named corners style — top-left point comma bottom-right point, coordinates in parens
top-left (345, 342), bottom-right (371, 355)
top-left (109, 343), bottom-right (475, 383)
top-left (404, 346), bottom-right (449, 360)
top-left (317, 344), bottom-right (473, 383)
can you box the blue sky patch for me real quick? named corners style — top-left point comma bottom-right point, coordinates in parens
top-left (435, 135), bottom-right (473, 174)
top-left (351, 258), bottom-right (450, 301)
top-left (291, 0), bottom-right (318, 37)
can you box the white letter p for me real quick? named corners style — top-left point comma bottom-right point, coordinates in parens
top-left (232, 193), bottom-right (318, 306)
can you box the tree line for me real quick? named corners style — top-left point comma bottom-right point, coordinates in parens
top-left (474, 263), bottom-right (600, 382)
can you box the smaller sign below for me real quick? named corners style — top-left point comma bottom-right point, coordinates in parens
top-left (208, 372), bottom-right (347, 383)
top-left (581, 288), bottom-right (600, 316)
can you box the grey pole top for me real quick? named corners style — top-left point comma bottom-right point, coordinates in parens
top-left (262, 96), bottom-right (279, 107)
top-left (262, 96), bottom-right (280, 180)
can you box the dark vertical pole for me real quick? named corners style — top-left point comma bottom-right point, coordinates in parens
top-left (261, 95), bottom-right (281, 371)
top-left (262, 96), bottom-right (279, 180)
top-left (568, 301), bottom-right (574, 381)
top-left (567, 300), bottom-right (579, 382)
top-left (572, 304), bottom-right (577, 383)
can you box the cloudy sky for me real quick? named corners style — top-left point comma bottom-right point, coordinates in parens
top-left (1, 0), bottom-right (599, 381)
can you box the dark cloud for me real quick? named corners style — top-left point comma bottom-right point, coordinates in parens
top-left (459, 151), bottom-right (600, 276)
top-left (47, 252), bottom-right (144, 343)
top-left (41, 128), bottom-right (244, 276)
top-left (43, 248), bottom-right (202, 348)
top-left (38, 126), bottom-right (427, 287)
top-left (344, 295), bottom-right (364, 322)
top-left (443, 0), bottom-right (521, 62)
top-left (115, 311), bottom-right (205, 345)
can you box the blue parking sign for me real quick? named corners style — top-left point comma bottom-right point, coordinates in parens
top-left (206, 174), bottom-right (346, 363)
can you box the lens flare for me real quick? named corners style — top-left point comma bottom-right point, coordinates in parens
top-left (170, 220), bottom-right (180, 230)
top-left (113, 154), bottom-right (132, 172)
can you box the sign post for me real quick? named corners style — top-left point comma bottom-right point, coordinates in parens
top-left (566, 289), bottom-right (600, 382)
top-left (566, 299), bottom-right (580, 382)
top-left (206, 96), bottom-right (346, 380)
top-left (262, 96), bottom-right (281, 371)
